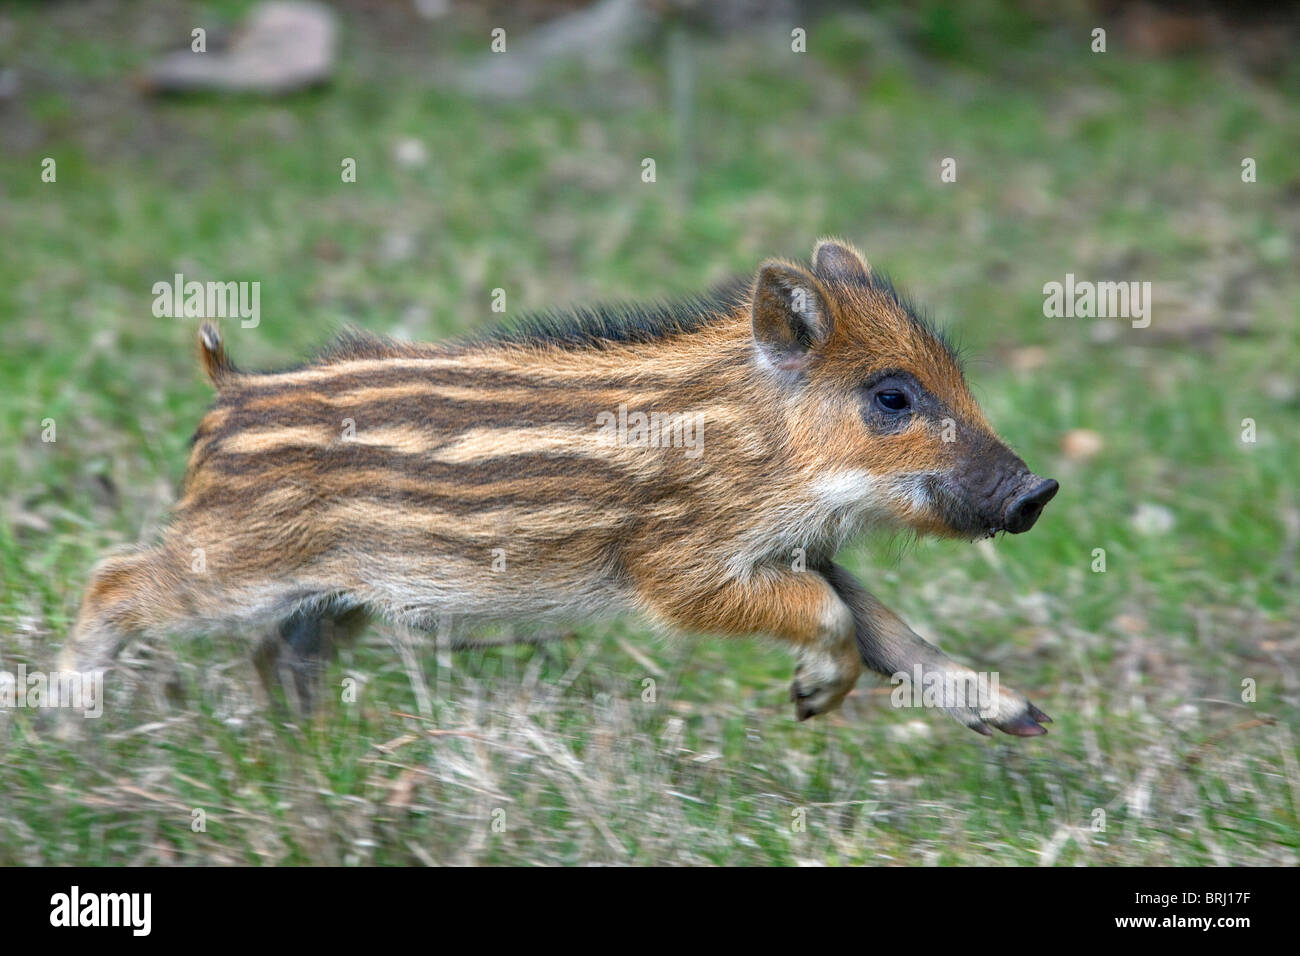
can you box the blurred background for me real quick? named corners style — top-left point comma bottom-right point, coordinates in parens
top-left (0, 0), bottom-right (1296, 865)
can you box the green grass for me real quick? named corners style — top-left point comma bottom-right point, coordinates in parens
top-left (0, 1), bottom-right (1296, 865)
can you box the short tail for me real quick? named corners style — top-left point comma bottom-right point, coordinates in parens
top-left (198, 322), bottom-right (238, 388)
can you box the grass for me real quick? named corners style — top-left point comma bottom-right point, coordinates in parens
top-left (0, 1), bottom-right (1296, 865)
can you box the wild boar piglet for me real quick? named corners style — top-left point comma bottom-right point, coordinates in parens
top-left (63, 239), bottom-right (1058, 736)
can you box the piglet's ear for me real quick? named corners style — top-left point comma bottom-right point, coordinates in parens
top-left (812, 238), bottom-right (871, 286)
top-left (752, 261), bottom-right (832, 374)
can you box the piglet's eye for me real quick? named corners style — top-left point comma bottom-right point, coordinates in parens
top-left (876, 390), bottom-right (909, 412)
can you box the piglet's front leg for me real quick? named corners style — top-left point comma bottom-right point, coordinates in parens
top-left (824, 563), bottom-right (1051, 737)
top-left (641, 567), bottom-right (862, 721)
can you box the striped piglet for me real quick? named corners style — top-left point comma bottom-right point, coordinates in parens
top-left (63, 239), bottom-right (1058, 735)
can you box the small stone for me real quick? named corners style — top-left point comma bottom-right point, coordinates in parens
top-left (887, 719), bottom-right (933, 744)
top-left (1131, 502), bottom-right (1175, 536)
top-left (1061, 428), bottom-right (1104, 461)
top-left (392, 138), bottom-right (428, 169)
top-left (142, 2), bottom-right (337, 96)
top-left (1008, 346), bottom-right (1048, 372)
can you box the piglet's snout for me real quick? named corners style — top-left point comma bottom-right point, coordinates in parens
top-left (1002, 477), bottom-right (1059, 534)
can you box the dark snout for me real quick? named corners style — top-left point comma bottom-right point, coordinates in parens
top-left (1003, 477), bottom-right (1059, 534)
top-left (932, 436), bottom-right (1060, 539)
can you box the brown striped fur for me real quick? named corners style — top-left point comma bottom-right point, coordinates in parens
top-left (62, 240), bottom-right (1058, 736)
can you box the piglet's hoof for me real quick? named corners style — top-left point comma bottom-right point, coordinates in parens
top-left (790, 668), bottom-right (854, 722)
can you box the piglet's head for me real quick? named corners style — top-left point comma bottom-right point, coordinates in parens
top-left (751, 238), bottom-right (1058, 539)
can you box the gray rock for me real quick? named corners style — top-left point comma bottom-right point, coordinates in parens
top-left (142, 1), bottom-right (336, 95)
